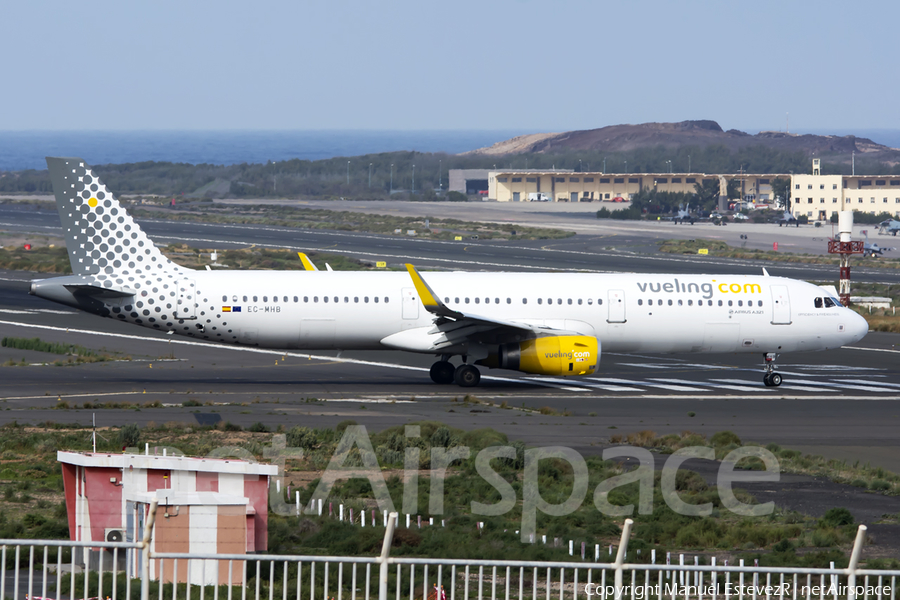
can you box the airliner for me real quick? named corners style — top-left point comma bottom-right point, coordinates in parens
top-left (31, 158), bottom-right (869, 388)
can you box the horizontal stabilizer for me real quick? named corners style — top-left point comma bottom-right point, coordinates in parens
top-left (64, 284), bottom-right (135, 298)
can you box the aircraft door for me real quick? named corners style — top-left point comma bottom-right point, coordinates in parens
top-left (607, 289), bottom-right (626, 323)
top-left (770, 285), bottom-right (791, 324)
top-left (402, 288), bottom-right (419, 320)
top-left (176, 279), bottom-right (197, 320)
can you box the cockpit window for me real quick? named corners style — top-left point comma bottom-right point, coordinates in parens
top-left (814, 297), bottom-right (823, 308)
top-left (823, 297), bottom-right (838, 308)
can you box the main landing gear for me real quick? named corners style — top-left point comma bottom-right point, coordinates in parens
top-left (762, 353), bottom-right (782, 387)
top-left (429, 357), bottom-right (481, 387)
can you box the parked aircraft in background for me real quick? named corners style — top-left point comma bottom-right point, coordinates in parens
top-left (32, 158), bottom-right (868, 389)
top-left (879, 219), bottom-right (900, 236)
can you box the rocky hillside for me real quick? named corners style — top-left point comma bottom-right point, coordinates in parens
top-left (466, 120), bottom-right (899, 161)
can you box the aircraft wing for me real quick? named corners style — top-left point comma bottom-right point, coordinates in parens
top-left (404, 264), bottom-right (584, 344)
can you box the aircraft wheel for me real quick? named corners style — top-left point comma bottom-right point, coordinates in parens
top-left (429, 361), bottom-right (455, 385)
top-left (763, 373), bottom-right (772, 386)
top-left (454, 364), bottom-right (481, 387)
top-left (769, 373), bottom-right (783, 387)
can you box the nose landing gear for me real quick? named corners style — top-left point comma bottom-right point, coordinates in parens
top-left (763, 353), bottom-right (782, 387)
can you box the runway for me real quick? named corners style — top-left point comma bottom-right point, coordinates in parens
top-left (1, 271), bottom-right (899, 471)
top-left (3, 200), bottom-right (900, 473)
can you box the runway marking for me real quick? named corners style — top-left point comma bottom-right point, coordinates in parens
top-left (0, 308), bottom-right (74, 315)
top-left (0, 319), bottom-right (579, 393)
top-left (834, 379), bottom-right (900, 389)
top-left (710, 378), bottom-right (803, 391)
top-left (845, 346), bottom-right (900, 355)
top-left (0, 276), bottom-right (30, 282)
top-left (617, 363), bottom-right (673, 369)
top-left (598, 377), bottom-right (701, 392)
top-left (531, 376), bottom-right (636, 392)
top-left (650, 377), bottom-right (766, 392)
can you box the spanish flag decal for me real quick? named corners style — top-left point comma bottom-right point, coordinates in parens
top-left (222, 306), bottom-right (232, 312)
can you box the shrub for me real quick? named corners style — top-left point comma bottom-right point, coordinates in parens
top-left (118, 423), bottom-right (140, 448)
top-left (248, 422), bottom-right (270, 433)
top-left (870, 479), bottom-right (891, 491)
top-left (709, 431), bottom-right (741, 446)
top-left (430, 427), bottom-right (451, 448)
top-left (287, 426), bottom-right (317, 449)
top-left (820, 507), bottom-right (853, 528)
top-left (336, 420), bottom-right (357, 433)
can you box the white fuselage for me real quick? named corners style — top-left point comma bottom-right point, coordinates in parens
top-left (169, 270), bottom-right (866, 355)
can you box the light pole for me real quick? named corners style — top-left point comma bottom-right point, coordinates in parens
top-left (412, 164), bottom-right (415, 194)
top-left (346, 161), bottom-right (350, 185)
top-left (603, 158), bottom-right (606, 173)
top-left (272, 160), bottom-right (276, 193)
top-left (368, 163), bottom-right (372, 188)
top-left (439, 159), bottom-right (442, 192)
top-left (579, 159), bottom-right (583, 172)
top-left (390, 164), bottom-right (393, 194)
top-left (624, 160), bottom-right (627, 173)
top-left (665, 160), bottom-right (672, 173)
top-left (688, 155), bottom-right (691, 173)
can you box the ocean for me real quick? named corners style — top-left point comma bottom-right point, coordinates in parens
top-left (2, 128), bottom-right (898, 172)
top-left (0, 130), bottom-right (528, 171)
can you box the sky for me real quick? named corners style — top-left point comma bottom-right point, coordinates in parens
top-left (3, 0), bottom-right (898, 133)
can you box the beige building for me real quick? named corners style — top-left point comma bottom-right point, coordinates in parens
top-left (792, 173), bottom-right (900, 220)
top-left (488, 171), bottom-right (785, 205)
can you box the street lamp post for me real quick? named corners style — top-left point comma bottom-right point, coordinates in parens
top-left (603, 158), bottom-right (606, 173)
top-left (579, 159), bottom-right (583, 172)
top-left (390, 164), bottom-right (393, 195)
top-left (688, 155), bottom-right (691, 173)
top-left (439, 159), bottom-right (442, 192)
top-left (412, 164), bottom-right (415, 194)
top-left (624, 160), bottom-right (627, 173)
top-left (346, 161), bottom-right (350, 185)
top-left (368, 163), bottom-right (372, 188)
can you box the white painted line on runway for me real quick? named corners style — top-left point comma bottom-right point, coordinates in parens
top-left (0, 319), bottom-right (575, 393)
top-left (600, 377), bottom-right (703, 392)
top-left (0, 309), bottom-right (35, 314)
top-left (618, 363), bottom-right (673, 369)
top-left (652, 377), bottom-right (765, 392)
top-left (0, 277), bottom-right (30, 282)
top-left (537, 377), bottom-right (636, 392)
top-left (710, 378), bottom-right (801, 392)
top-left (844, 346), bottom-right (900, 354)
top-left (833, 379), bottom-right (900, 389)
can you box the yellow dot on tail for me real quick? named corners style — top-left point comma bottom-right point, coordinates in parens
top-left (88, 198), bottom-right (98, 208)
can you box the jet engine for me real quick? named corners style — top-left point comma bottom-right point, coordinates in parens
top-left (477, 335), bottom-right (599, 376)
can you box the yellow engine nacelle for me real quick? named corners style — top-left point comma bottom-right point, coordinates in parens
top-left (477, 335), bottom-right (599, 377)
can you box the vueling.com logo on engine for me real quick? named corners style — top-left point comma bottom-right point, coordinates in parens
top-left (544, 351), bottom-right (592, 360)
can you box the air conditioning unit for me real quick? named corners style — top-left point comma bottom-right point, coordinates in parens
top-left (105, 528), bottom-right (125, 543)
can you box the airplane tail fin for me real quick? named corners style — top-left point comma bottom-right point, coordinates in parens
top-left (46, 157), bottom-right (188, 278)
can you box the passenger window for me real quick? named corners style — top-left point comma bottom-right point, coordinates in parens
top-left (678, 299), bottom-right (683, 306)
top-left (598, 299), bottom-right (603, 305)
top-left (718, 300), bottom-right (722, 306)
top-left (273, 296), bottom-right (278, 303)
top-left (374, 297), bottom-right (379, 303)
top-left (708, 300), bottom-right (713, 306)
top-left (814, 297), bottom-right (823, 308)
top-left (522, 298), bottom-right (528, 304)
top-left (455, 298), bottom-right (460, 304)
top-left (728, 300), bottom-right (733, 307)
top-left (758, 300), bottom-right (763, 307)
top-left (314, 296), bottom-right (318, 302)
top-left (588, 299), bottom-right (593, 305)
top-left (465, 298), bottom-right (469, 304)
top-left (263, 296), bottom-right (268, 302)
top-left (567, 299), bottom-right (572, 305)
top-left (547, 298), bottom-right (552, 305)
top-left (557, 299), bottom-right (562, 305)
top-left (354, 297), bottom-right (359, 303)
top-left (577, 299), bottom-right (582, 305)
top-left (284, 296), bottom-right (288, 302)
top-left (495, 298), bottom-right (500, 304)
top-left (323, 297), bottom-right (328, 303)
top-left (364, 297), bottom-right (369, 303)
top-left (668, 299), bottom-right (673, 306)
top-left (444, 297), bottom-right (449, 303)
top-left (253, 296), bottom-right (258, 302)
top-left (232, 295), bottom-right (237, 303)
top-left (334, 297), bottom-right (339, 303)
top-left (738, 300), bottom-right (743, 307)
top-left (475, 298), bottom-right (480, 304)
top-left (384, 297), bottom-right (389, 303)
top-left (344, 297), bottom-right (349, 303)
top-left (538, 298), bottom-right (543, 305)
top-left (688, 299), bottom-right (693, 306)
top-left (243, 295), bottom-right (248, 302)
top-left (638, 299), bottom-right (643, 306)
top-left (484, 298), bottom-right (489, 304)
top-left (293, 296), bottom-right (298, 303)
top-left (507, 298), bottom-right (511, 304)
top-left (222, 295), bottom-right (227, 302)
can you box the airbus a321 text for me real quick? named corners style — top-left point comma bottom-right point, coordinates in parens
top-left (32, 158), bottom-right (869, 388)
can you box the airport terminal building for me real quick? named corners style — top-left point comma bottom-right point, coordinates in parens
top-left (451, 162), bottom-right (900, 219)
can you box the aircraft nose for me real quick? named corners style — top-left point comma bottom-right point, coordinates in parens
top-left (847, 310), bottom-right (869, 343)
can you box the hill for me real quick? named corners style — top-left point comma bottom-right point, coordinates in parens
top-left (465, 120), bottom-right (900, 163)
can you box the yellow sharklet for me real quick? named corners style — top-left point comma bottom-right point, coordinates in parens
top-left (297, 252), bottom-right (319, 271)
